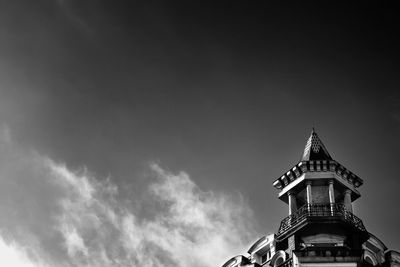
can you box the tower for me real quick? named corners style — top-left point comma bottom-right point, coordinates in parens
top-left (221, 129), bottom-right (400, 267)
top-left (272, 129), bottom-right (368, 266)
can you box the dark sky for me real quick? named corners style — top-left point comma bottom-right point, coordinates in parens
top-left (0, 1), bottom-right (400, 265)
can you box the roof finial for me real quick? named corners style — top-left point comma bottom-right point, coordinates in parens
top-left (312, 126), bottom-right (315, 133)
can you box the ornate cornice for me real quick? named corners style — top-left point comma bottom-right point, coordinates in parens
top-left (272, 160), bottom-right (363, 190)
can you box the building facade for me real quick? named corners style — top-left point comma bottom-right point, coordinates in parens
top-left (222, 130), bottom-right (400, 267)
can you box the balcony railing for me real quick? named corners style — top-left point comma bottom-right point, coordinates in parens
top-left (294, 247), bottom-right (361, 258)
top-left (277, 203), bottom-right (366, 237)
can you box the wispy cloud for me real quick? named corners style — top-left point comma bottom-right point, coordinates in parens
top-left (0, 125), bottom-right (256, 266)
top-left (0, 236), bottom-right (44, 267)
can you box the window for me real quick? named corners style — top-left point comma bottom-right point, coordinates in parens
top-left (261, 250), bottom-right (272, 263)
top-left (274, 257), bottom-right (284, 267)
top-left (365, 256), bottom-right (376, 266)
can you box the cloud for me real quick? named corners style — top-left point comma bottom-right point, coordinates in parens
top-left (0, 236), bottom-right (44, 267)
top-left (0, 125), bottom-right (256, 266)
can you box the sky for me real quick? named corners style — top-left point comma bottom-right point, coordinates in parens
top-left (0, 1), bottom-right (400, 266)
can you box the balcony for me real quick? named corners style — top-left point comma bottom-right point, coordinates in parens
top-left (277, 203), bottom-right (366, 238)
top-left (295, 247), bottom-right (361, 258)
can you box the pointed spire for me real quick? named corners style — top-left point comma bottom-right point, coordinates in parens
top-left (301, 128), bottom-right (332, 161)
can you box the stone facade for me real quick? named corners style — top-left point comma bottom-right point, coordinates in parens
top-left (221, 130), bottom-right (400, 267)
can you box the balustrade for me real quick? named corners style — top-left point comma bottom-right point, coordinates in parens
top-left (277, 203), bottom-right (366, 237)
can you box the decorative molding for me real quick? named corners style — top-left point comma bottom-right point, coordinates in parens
top-left (273, 160), bottom-right (363, 191)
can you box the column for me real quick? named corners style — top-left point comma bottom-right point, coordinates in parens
top-left (288, 191), bottom-right (297, 215)
top-left (328, 180), bottom-right (335, 215)
top-left (344, 189), bottom-right (353, 213)
top-left (306, 181), bottom-right (313, 205)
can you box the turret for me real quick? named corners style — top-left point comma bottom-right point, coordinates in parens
top-left (273, 128), bottom-right (363, 215)
top-left (221, 129), bottom-right (400, 267)
top-left (272, 129), bottom-right (368, 264)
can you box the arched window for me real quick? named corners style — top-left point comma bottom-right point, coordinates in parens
top-left (270, 251), bottom-right (286, 267)
top-left (274, 257), bottom-right (284, 267)
top-left (364, 253), bottom-right (377, 266)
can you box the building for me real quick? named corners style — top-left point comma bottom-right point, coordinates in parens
top-left (222, 129), bottom-right (400, 267)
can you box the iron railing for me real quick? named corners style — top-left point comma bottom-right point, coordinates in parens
top-left (277, 203), bottom-right (366, 236)
top-left (294, 247), bottom-right (361, 258)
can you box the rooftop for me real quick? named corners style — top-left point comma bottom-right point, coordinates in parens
top-left (301, 128), bottom-right (332, 161)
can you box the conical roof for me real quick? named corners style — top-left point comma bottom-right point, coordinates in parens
top-left (301, 128), bottom-right (332, 161)
top-left (273, 128), bottom-right (363, 191)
